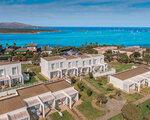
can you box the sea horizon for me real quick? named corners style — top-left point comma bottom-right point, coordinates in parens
top-left (0, 27), bottom-right (150, 48)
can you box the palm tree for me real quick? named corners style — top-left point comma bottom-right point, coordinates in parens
top-left (6, 43), bottom-right (9, 48)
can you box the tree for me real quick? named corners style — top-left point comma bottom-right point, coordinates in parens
top-left (143, 52), bottom-right (150, 64)
top-left (6, 43), bottom-right (9, 48)
top-left (77, 82), bottom-right (85, 91)
top-left (115, 89), bottom-right (122, 97)
top-left (87, 88), bottom-right (93, 96)
top-left (106, 83), bottom-right (114, 91)
top-left (104, 50), bottom-right (113, 62)
top-left (117, 53), bottom-right (130, 63)
top-left (71, 77), bottom-right (77, 84)
top-left (121, 103), bottom-right (142, 120)
top-left (89, 72), bottom-right (94, 79)
top-left (130, 52), bottom-right (141, 63)
top-left (96, 93), bottom-right (108, 106)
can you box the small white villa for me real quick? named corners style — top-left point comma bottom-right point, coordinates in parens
top-left (0, 62), bottom-right (24, 89)
top-left (40, 54), bottom-right (115, 81)
top-left (0, 80), bottom-right (79, 119)
top-left (109, 66), bottom-right (150, 93)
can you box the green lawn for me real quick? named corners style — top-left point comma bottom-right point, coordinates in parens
top-left (48, 110), bottom-right (74, 120)
top-left (110, 62), bottom-right (134, 73)
top-left (109, 114), bottom-right (123, 120)
top-left (77, 101), bottom-right (104, 120)
top-left (141, 87), bottom-right (150, 95)
top-left (139, 99), bottom-right (150, 118)
top-left (86, 77), bottom-right (115, 94)
top-left (22, 64), bottom-right (47, 82)
top-left (123, 93), bottom-right (143, 102)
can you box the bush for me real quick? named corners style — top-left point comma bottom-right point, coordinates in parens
top-left (89, 72), bottom-right (94, 79)
top-left (106, 83), bottom-right (114, 91)
top-left (77, 82), bottom-right (85, 91)
top-left (87, 89), bottom-right (93, 96)
top-left (71, 77), bottom-right (77, 84)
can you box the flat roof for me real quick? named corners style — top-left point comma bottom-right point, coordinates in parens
top-left (64, 55), bottom-right (78, 60)
top-left (0, 61), bottom-right (20, 66)
top-left (43, 56), bottom-right (64, 61)
top-left (79, 54), bottom-right (90, 59)
top-left (0, 96), bottom-right (25, 115)
top-left (112, 67), bottom-right (150, 80)
top-left (45, 80), bottom-right (71, 92)
top-left (18, 84), bottom-right (49, 99)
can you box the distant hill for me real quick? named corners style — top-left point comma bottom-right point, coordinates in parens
top-left (0, 22), bottom-right (59, 33)
top-left (0, 22), bottom-right (38, 29)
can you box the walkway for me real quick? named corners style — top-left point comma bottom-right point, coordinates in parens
top-left (97, 99), bottom-right (125, 120)
top-left (97, 94), bottom-right (150, 120)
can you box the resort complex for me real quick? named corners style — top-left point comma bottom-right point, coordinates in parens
top-left (0, 43), bottom-right (149, 120)
top-left (109, 66), bottom-right (150, 92)
top-left (40, 54), bottom-right (115, 81)
top-left (0, 62), bottom-right (24, 89)
top-left (0, 80), bottom-right (78, 120)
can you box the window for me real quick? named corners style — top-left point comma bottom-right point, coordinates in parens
top-left (60, 62), bottom-right (63, 68)
top-left (76, 61), bottom-right (78, 67)
top-left (93, 59), bottom-right (96, 64)
top-left (89, 60), bottom-right (91, 65)
top-left (68, 62), bottom-right (71, 67)
top-left (12, 67), bottom-right (17, 75)
top-left (83, 61), bottom-right (85, 66)
top-left (0, 69), bottom-right (4, 76)
top-left (51, 63), bottom-right (55, 70)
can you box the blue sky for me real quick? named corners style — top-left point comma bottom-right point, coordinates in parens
top-left (0, 0), bottom-right (150, 27)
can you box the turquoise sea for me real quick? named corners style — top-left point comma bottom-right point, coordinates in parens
top-left (0, 27), bottom-right (150, 47)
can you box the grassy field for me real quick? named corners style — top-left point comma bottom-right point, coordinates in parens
top-left (48, 110), bottom-right (74, 120)
top-left (141, 87), bottom-right (150, 95)
top-left (122, 93), bottom-right (143, 102)
top-left (22, 64), bottom-right (47, 83)
top-left (110, 61), bottom-right (134, 73)
top-left (77, 100), bottom-right (104, 120)
top-left (86, 76), bottom-right (116, 95)
top-left (139, 99), bottom-right (150, 119)
top-left (109, 114), bottom-right (123, 120)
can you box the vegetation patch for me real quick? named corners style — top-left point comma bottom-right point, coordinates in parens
top-left (123, 93), bottom-right (143, 102)
top-left (48, 110), bottom-right (74, 120)
top-left (109, 114), bottom-right (123, 120)
top-left (77, 100), bottom-right (103, 120)
top-left (138, 99), bottom-right (150, 119)
top-left (110, 61), bottom-right (134, 73)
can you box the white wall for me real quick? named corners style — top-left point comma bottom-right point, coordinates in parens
top-left (109, 76), bottom-right (124, 90)
top-left (0, 62), bottom-right (22, 77)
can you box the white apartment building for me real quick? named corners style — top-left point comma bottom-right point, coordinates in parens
top-left (0, 62), bottom-right (23, 89)
top-left (40, 54), bottom-right (115, 80)
top-left (0, 80), bottom-right (79, 120)
top-left (109, 66), bottom-right (150, 93)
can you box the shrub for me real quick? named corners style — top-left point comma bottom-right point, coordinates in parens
top-left (89, 72), bottom-right (94, 79)
top-left (71, 77), bottom-right (77, 84)
top-left (106, 83), bottom-right (114, 91)
top-left (77, 82), bottom-right (85, 91)
top-left (87, 88), bottom-right (93, 96)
